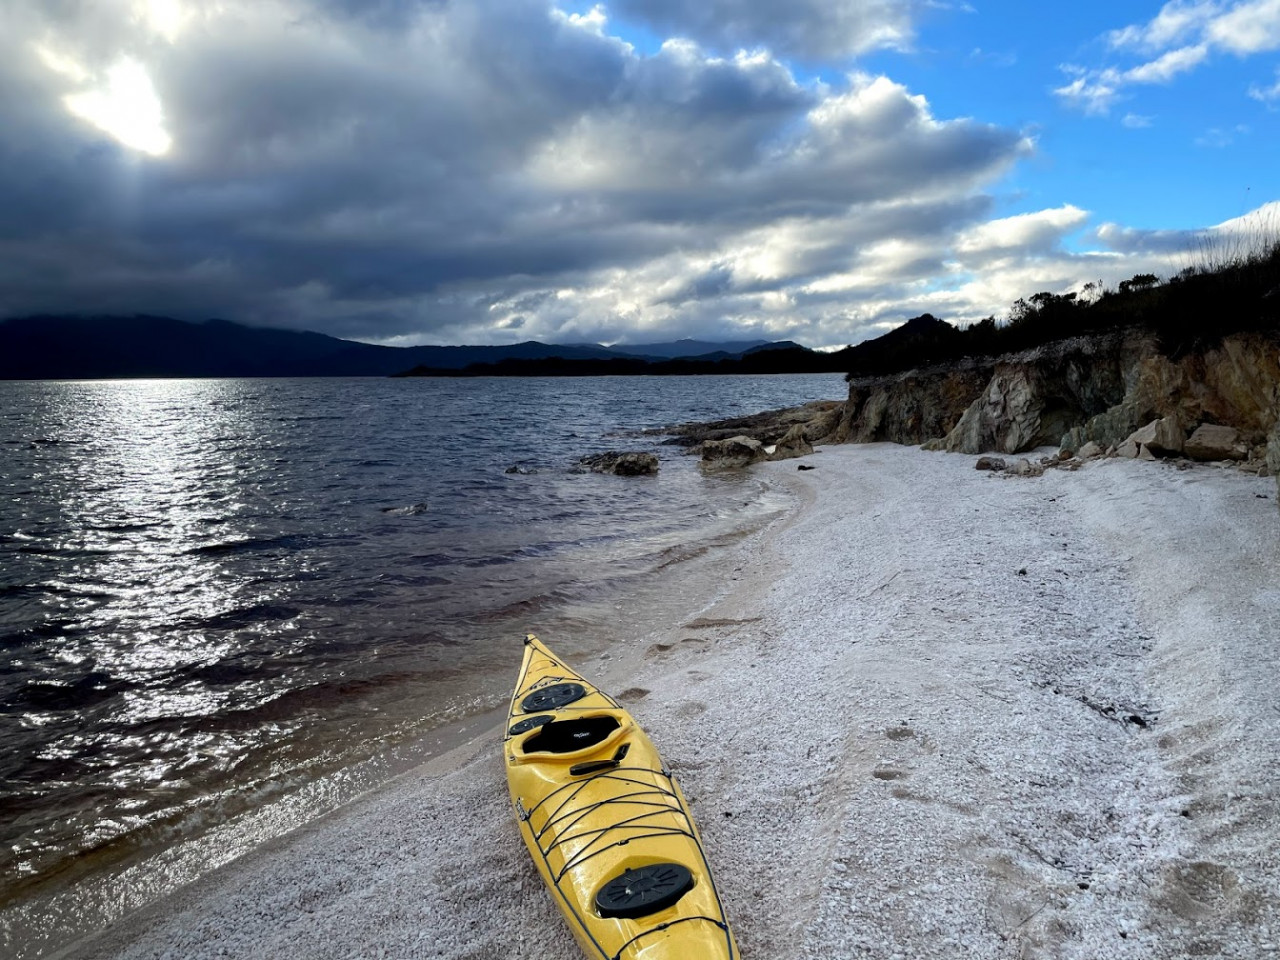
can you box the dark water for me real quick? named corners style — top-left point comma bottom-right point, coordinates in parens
top-left (0, 374), bottom-right (841, 924)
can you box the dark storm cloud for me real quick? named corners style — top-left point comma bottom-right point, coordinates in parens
top-left (0, 0), bottom-right (1037, 344)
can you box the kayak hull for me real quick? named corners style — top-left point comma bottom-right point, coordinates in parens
top-left (503, 635), bottom-right (738, 960)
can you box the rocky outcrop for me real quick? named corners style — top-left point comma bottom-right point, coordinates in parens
top-left (699, 426), bottom-right (819, 469)
top-left (838, 366), bottom-right (989, 445)
top-left (701, 435), bottom-right (768, 470)
top-left (935, 333), bottom-right (1144, 454)
top-left (664, 400), bottom-right (843, 448)
top-left (831, 328), bottom-right (1280, 501)
top-left (576, 451), bottom-right (660, 476)
top-left (769, 424), bottom-right (814, 461)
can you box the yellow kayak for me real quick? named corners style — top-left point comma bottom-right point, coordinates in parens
top-left (504, 634), bottom-right (739, 960)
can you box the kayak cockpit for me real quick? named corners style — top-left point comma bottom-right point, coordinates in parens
top-left (521, 715), bottom-right (621, 754)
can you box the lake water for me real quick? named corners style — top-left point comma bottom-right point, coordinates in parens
top-left (0, 373), bottom-right (843, 955)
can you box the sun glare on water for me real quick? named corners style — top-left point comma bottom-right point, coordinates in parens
top-left (63, 56), bottom-right (173, 157)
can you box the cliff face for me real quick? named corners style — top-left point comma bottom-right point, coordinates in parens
top-left (834, 329), bottom-right (1280, 470)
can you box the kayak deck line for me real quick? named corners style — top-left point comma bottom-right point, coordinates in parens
top-left (531, 771), bottom-right (700, 881)
top-left (607, 915), bottom-right (733, 960)
top-left (504, 633), bottom-right (739, 960)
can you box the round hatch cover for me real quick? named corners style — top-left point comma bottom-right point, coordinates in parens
top-left (521, 682), bottom-right (586, 713)
top-left (595, 863), bottom-right (694, 919)
top-left (508, 714), bottom-right (555, 736)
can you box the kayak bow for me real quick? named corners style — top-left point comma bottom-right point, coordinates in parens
top-left (503, 634), bottom-right (739, 960)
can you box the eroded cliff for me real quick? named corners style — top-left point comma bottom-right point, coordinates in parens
top-left (836, 329), bottom-right (1279, 465)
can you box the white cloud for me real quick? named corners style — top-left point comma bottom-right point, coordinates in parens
top-left (1065, 0), bottom-right (1280, 115)
top-left (1206, 0), bottom-right (1280, 53)
top-left (1248, 66), bottom-right (1280, 99)
top-left (1054, 67), bottom-right (1122, 115)
top-left (1195, 123), bottom-right (1250, 146)
top-left (1107, 1), bottom-right (1219, 51)
top-left (1123, 43), bottom-right (1209, 82)
top-left (1122, 112), bottom-right (1154, 127)
top-left (606, 0), bottom-right (923, 60)
top-left (955, 206), bottom-right (1090, 257)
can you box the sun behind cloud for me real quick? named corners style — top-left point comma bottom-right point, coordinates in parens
top-left (63, 56), bottom-right (172, 156)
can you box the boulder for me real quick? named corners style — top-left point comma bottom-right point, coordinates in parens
top-left (1010, 458), bottom-right (1043, 477)
top-left (701, 435), bottom-right (767, 470)
top-left (975, 456), bottom-right (1006, 472)
top-left (1116, 439), bottom-right (1140, 458)
top-left (1128, 416), bottom-right (1184, 456)
top-left (577, 451), bottom-right (660, 476)
top-left (767, 424), bottom-right (813, 461)
top-left (1076, 441), bottom-right (1104, 460)
top-left (1184, 424), bottom-right (1247, 461)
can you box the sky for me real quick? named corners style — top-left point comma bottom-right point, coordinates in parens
top-left (2, 0), bottom-right (1278, 349)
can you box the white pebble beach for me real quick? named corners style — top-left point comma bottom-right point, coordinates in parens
top-left (53, 443), bottom-right (1280, 960)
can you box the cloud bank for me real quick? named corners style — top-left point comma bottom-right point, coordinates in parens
top-left (0, 0), bottom-right (1259, 348)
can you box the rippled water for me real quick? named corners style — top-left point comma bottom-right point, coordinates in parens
top-left (0, 374), bottom-right (841, 931)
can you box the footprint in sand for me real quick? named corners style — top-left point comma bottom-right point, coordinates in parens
top-left (617, 687), bottom-right (650, 703)
top-left (885, 726), bottom-right (915, 742)
top-left (677, 701), bottom-right (708, 718)
top-left (685, 670), bottom-right (712, 683)
top-left (645, 642), bottom-right (675, 658)
top-left (872, 767), bottom-right (908, 781)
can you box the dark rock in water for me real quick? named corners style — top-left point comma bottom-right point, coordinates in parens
top-left (975, 456), bottom-right (1006, 472)
top-left (797, 464), bottom-right (815, 471)
top-left (576, 451), bottom-right (659, 476)
top-left (505, 464), bottom-right (537, 475)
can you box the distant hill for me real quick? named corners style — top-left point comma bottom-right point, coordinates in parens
top-left (0, 315), bottom-right (809, 379)
top-left (395, 343), bottom-right (841, 377)
top-left (837, 314), bottom-right (965, 377)
top-left (606, 338), bottom-right (774, 359)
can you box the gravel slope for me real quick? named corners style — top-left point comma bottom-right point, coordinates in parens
top-left (60, 444), bottom-right (1280, 960)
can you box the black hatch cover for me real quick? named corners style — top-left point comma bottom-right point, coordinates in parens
top-left (508, 714), bottom-right (555, 736)
top-left (521, 682), bottom-right (586, 713)
top-left (595, 863), bottom-right (694, 919)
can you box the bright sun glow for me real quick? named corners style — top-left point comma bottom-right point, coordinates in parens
top-left (136, 0), bottom-right (186, 41)
top-left (64, 57), bottom-right (172, 156)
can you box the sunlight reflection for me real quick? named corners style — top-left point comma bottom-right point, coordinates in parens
top-left (53, 380), bottom-right (282, 678)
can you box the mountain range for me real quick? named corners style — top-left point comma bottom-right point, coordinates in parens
top-left (0, 315), bottom-right (812, 380)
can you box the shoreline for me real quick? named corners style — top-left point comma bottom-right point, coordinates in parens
top-left (41, 443), bottom-right (1280, 958)
top-left (9, 463), bottom-right (798, 960)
